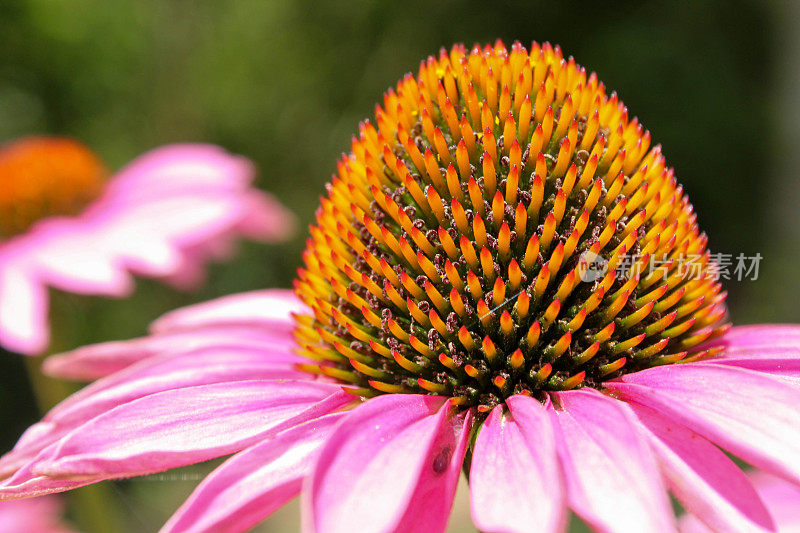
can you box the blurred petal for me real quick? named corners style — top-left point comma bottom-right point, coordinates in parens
top-left (0, 264), bottom-right (49, 355)
top-left (306, 394), bottom-right (469, 533)
top-left (163, 412), bottom-right (346, 533)
top-left (17, 217), bottom-right (135, 296)
top-left (150, 289), bottom-right (304, 335)
top-left (550, 389), bottom-right (674, 533)
top-left (608, 363), bottom-right (800, 487)
top-left (233, 190), bottom-right (297, 242)
top-left (0, 144), bottom-right (295, 355)
top-left (631, 402), bottom-right (775, 532)
top-left (44, 326), bottom-right (302, 381)
top-left (103, 144), bottom-right (255, 195)
top-left (470, 395), bottom-right (565, 533)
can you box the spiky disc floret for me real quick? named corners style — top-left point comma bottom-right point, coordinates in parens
top-left (294, 41), bottom-right (729, 409)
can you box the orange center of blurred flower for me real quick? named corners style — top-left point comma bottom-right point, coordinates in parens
top-left (0, 137), bottom-right (107, 238)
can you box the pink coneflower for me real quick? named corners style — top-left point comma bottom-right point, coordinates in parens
top-left (0, 137), bottom-right (295, 355)
top-left (2, 41), bottom-right (800, 532)
top-left (0, 496), bottom-right (75, 533)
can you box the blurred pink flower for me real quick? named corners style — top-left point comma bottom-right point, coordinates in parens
top-left (0, 290), bottom-right (798, 532)
top-left (0, 496), bottom-right (75, 533)
top-left (681, 471), bottom-right (800, 533)
top-left (0, 138), bottom-right (295, 355)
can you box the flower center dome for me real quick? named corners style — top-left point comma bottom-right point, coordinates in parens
top-left (294, 41), bottom-right (729, 410)
top-left (0, 137), bottom-right (107, 239)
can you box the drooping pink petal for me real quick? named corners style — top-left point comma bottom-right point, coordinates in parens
top-left (697, 325), bottom-right (800, 379)
top-left (737, 472), bottom-right (800, 532)
top-left (150, 289), bottom-right (305, 335)
top-left (607, 363), bottom-right (800, 487)
top-left (43, 325), bottom-right (302, 381)
top-left (27, 381), bottom-right (350, 480)
top-left (470, 395), bottom-right (566, 533)
top-left (1, 346), bottom-right (307, 477)
top-left (679, 471), bottom-right (800, 533)
top-left (0, 445), bottom-right (100, 499)
top-left (704, 325), bottom-right (800, 359)
top-left (630, 402), bottom-right (775, 532)
top-left (163, 412), bottom-right (347, 533)
top-left (306, 394), bottom-right (470, 533)
top-left (703, 358), bottom-right (800, 382)
top-left (53, 349), bottom-right (305, 427)
top-left (0, 496), bottom-right (76, 533)
top-left (550, 388), bottom-right (674, 533)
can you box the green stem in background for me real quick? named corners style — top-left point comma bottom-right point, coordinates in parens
top-left (23, 354), bottom-right (124, 533)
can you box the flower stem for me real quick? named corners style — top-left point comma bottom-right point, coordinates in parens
top-left (23, 355), bottom-right (122, 533)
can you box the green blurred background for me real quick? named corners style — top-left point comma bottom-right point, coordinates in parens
top-left (1, 0), bottom-right (797, 530)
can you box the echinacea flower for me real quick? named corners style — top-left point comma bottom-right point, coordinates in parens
top-left (2, 41), bottom-right (799, 532)
top-left (0, 138), bottom-right (295, 355)
top-left (0, 496), bottom-right (75, 533)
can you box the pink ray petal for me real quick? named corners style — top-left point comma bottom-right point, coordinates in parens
top-left (679, 471), bottom-right (800, 533)
top-left (608, 363), bottom-right (800, 487)
top-left (150, 289), bottom-right (305, 335)
top-left (1, 347), bottom-right (307, 477)
top-left (630, 402), bottom-right (775, 532)
top-left (46, 345), bottom-right (305, 425)
top-left (162, 412), bottom-right (347, 533)
top-left (550, 389), bottom-right (674, 533)
top-left (43, 326), bottom-right (301, 381)
top-left (0, 444), bottom-right (101, 499)
top-left (702, 358), bottom-right (800, 381)
top-left (704, 325), bottom-right (800, 359)
top-left (470, 395), bottom-right (566, 533)
top-left (29, 381), bottom-right (350, 479)
top-left (306, 394), bottom-right (470, 533)
top-left (736, 472), bottom-right (800, 532)
top-left (392, 408), bottom-right (472, 533)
